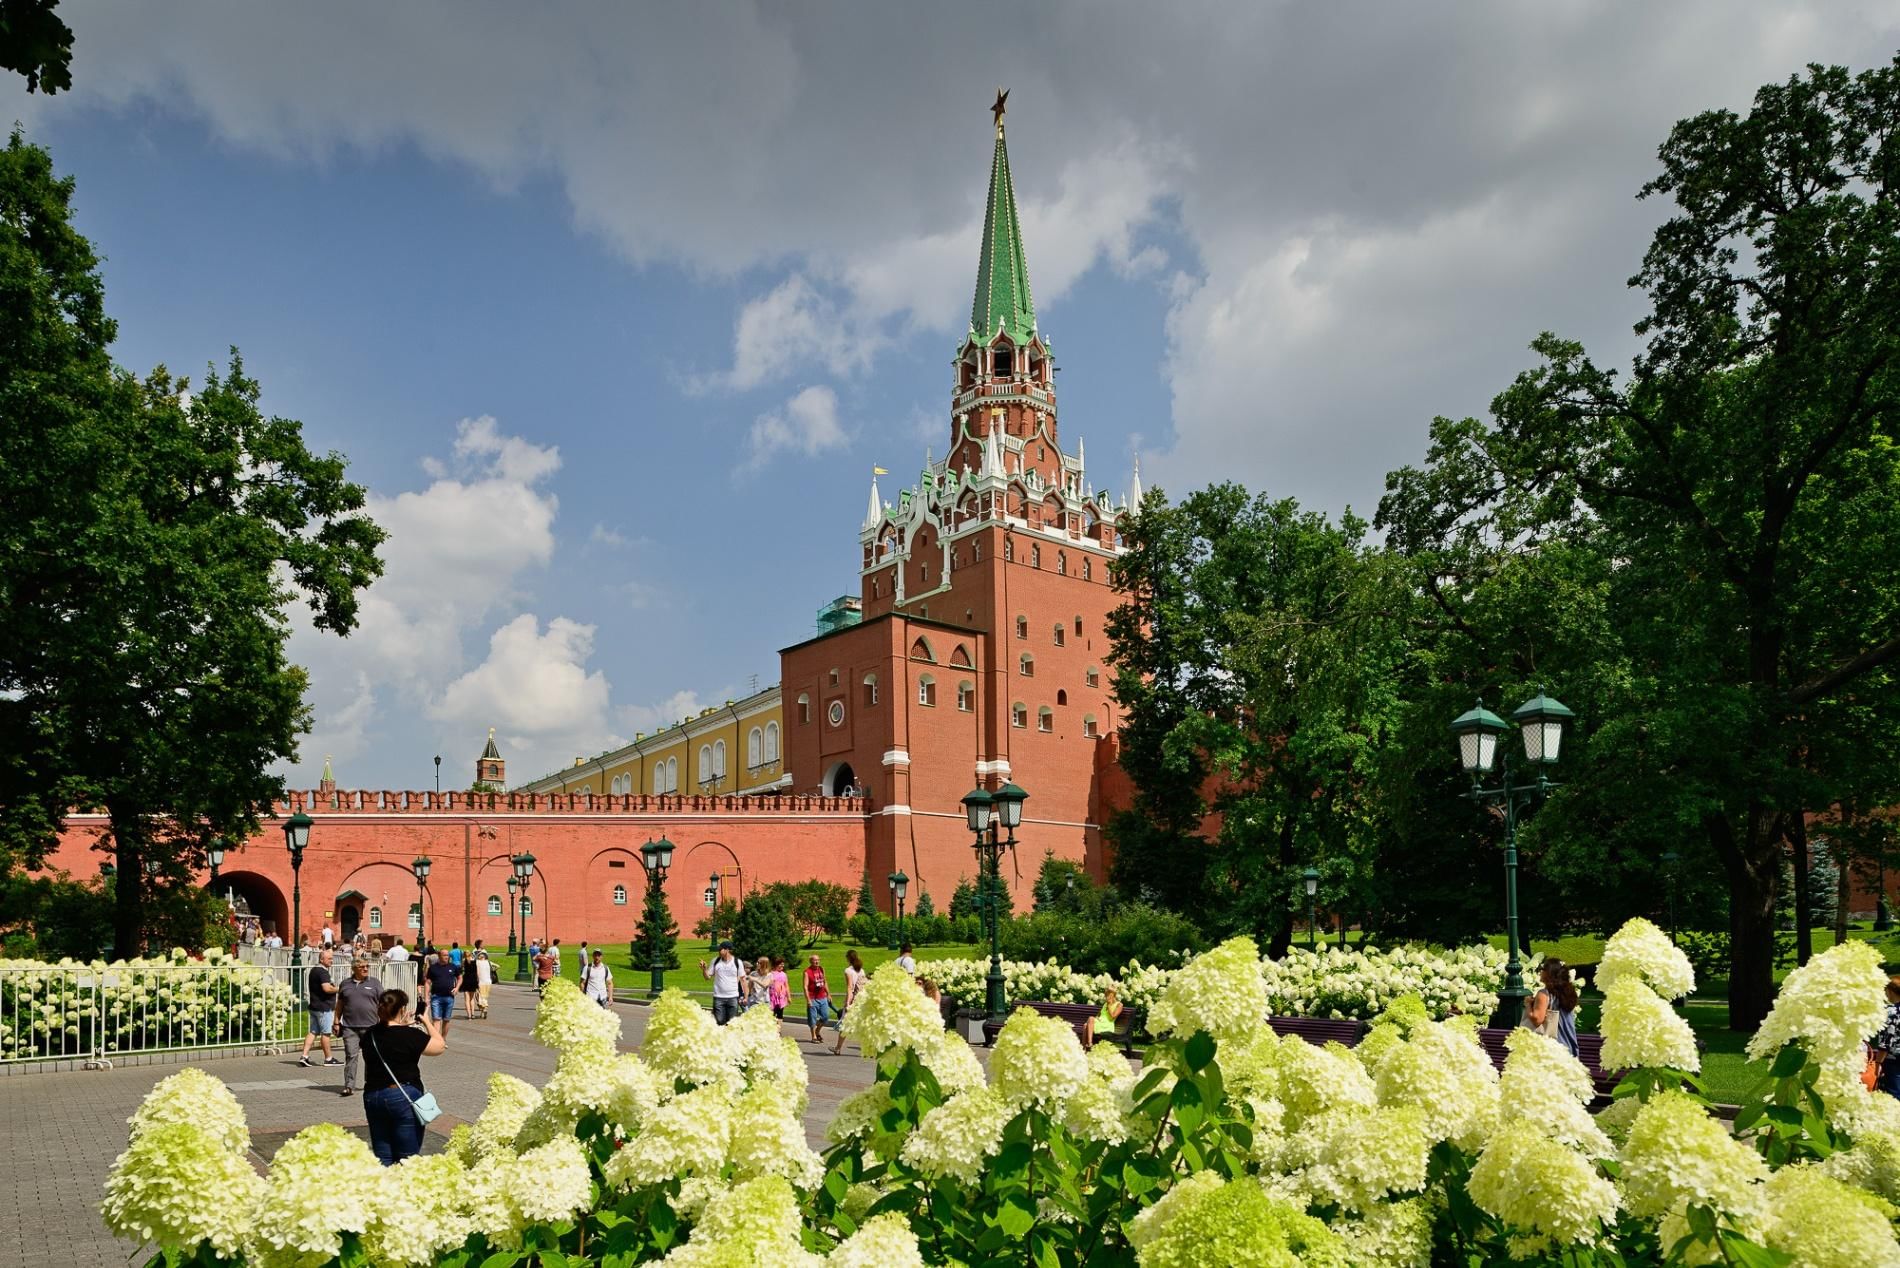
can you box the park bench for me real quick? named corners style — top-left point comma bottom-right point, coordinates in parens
top-left (981, 1000), bottom-right (1095, 1046)
top-left (1475, 1027), bottom-right (1620, 1096)
top-left (1267, 1016), bottom-right (1369, 1048)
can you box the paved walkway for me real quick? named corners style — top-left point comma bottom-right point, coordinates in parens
top-left (0, 984), bottom-right (910, 1268)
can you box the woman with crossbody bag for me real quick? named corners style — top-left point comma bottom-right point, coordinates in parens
top-left (362, 988), bottom-right (446, 1165)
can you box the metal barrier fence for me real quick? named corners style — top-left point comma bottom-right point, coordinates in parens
top-left (0, 951), bottom-right (421, 1069)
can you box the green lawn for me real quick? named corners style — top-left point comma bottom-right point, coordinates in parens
top-left (563, 940), bottom-right (982, 998)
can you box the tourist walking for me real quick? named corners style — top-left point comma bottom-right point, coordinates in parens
top-left (803, 953), bottom-right (836, 1047)
top-left (385, 937), bottom-right (409, 962)
top-left (449, 942), bottom-right (463, 968)
top-left (834, 949), bottom-right (867, 1055)
top-left (459, 948), bottom-right (481, 1019)
top-left (474, 949), bottom-right (493, 1017)
top-left (360, 988), bottom-right (445, 1166)
top-left (896, 942), bottom-right (917, 975)
top-left (700, 941), bottom-right (742, 1025)
top-left (320, 923), bottom-right (334, 949)
top-left (1871, 977), bottom-right (1900, 1098)
top-left (581, 948), bottom-right (614, 1008)
top-left (1524, 959), bottom-right (1581, 1058)
top-left (425, 947), bottom-right (460, 1036)
top-left (534, 943), bottom-right (557, 995)
top-left (335, 956), bottom-right (385, 1097)
top-left (742, 957), bottom-right (772, 1013)
top-left (297, 949), bottom-right (341, 1067)
top-left (578, 940), bottom-right (590, 980)
top-left (767, 958), bottom-right (790, 1020)
top-left (549, 938), bottom-right (563, 980)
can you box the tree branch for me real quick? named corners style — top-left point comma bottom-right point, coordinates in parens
top-left (1786, 632), bottom-right (1900, 708)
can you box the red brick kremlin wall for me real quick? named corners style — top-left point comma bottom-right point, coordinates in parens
top-left (41, 790), bottom-right (871, 947)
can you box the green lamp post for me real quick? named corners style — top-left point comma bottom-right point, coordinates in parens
top-left (964, 782), bottom-right (1026, 1024)
top-left (1451, 689), bottom-right (1576, 1028)
top-left (411, 855), bottom-right (432, 952)
top-left (512, 852), bottom-right (537, 982)
top-left (640, 836), bottom-right (676, 999)
top-left (283, 811), bottom-right (313, 952)
top-left (888, 870), bottom-right (909, 950)
top-left (1301, 867), bottom-right (1320, 951)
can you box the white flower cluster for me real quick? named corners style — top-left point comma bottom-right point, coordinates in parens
top-left (2, 950), bottom-right (293, 1059)
top-left (1260, 941), bottom-right (1504, 1021)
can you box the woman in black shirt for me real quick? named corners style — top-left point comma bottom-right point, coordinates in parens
top-left (362, 988), bottom-right (445, 1165)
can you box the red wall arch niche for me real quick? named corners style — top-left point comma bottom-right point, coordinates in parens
top-left (472, 853), bottom-right (519, 950)
top-left (214, 870), bottom-right (289, 938)
top-left (336, 860), bottom-right (437, 948)
top-left (586, 846), bottom-right (644, 948)
top-left (679, 840), bottom-right (745, 917)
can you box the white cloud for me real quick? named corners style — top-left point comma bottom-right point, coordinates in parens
top-left (282, 415), bottom-right (629, 785)
top-left (617, 689), bottom-right (711, 738)
top-left (431, 614), bottom-right (620, 777)
top-left (744, 385), bottom-right (846, 473)
top-left (694, 274), bottom-right (882, 393)
top-left (589, 523), bottom-right (632, 549)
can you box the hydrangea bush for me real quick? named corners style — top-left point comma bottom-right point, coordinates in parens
top-left (922, 936), bottom-right (1509, 1021)
top-left (105, 923), bottom-right (1900, 1266)
top-left (1, 947), bottom-right (292, 1060)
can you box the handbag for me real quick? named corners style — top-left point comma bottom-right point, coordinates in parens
top-left (368, 1031), bottom-right (442, 1125)
top-left (1863, 1048), bottom-right (1881, 1092)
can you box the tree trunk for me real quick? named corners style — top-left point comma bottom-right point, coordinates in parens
top-left (1266, 814), bottom-right (1296, 958)
top-left (1712, 808), bottom-right (1781, 1032)
top-left (109, 803), bottom-right (144, 959)
top-left (1790, 811), bottom-right (1811, 966)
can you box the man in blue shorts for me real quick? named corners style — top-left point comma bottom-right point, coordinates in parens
top-left (297, 949), bottom-right (341, 1067)
top-left (425, 947), bottom-right (461, 1036)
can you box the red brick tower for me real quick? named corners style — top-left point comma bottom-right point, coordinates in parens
top-left (780, 93), bottom-right (1137, 912)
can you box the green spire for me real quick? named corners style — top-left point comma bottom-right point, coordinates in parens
top-left (971, 91), bottom-right (1036, 346)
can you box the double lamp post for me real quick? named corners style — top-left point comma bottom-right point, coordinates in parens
top-left (1450, 689), bottom-right (1576, 1029)
top-left (886, 870), bottom-right (908, 950)
top-left (961, 781), bottom-right (1027, 1024)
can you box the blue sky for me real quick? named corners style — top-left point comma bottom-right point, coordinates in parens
top-left (10, 4), bottom-right (1897, 787)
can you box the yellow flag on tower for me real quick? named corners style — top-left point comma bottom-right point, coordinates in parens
top-left (872, 466), bottom-right (888, 475)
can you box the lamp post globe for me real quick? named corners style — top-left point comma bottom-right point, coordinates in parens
top-left (283, 812), bottom-right (313, 954)
top-left (1511, 690), bottom-right (1576, 765)
top-left (992, 782), bottom-right (1028, 832)
top-left (962, 787), bottom-right (994, 834)
top-left (1449, 702), bottom-right (1509, 776)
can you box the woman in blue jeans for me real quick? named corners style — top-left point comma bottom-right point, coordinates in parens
top-left (360, 988), bottom-right (446, 1166)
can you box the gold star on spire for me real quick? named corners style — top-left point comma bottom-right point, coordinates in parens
top-left (991, 87), bottom-right (1009, 133)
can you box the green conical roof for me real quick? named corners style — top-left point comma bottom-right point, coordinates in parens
top-left (971, 117), bottom-right (1036, 346)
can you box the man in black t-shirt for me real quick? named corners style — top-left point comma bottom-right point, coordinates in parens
top-left (297, 949), bottom-right (340, 1067)
top-left (424, 948), bottom-right (462, 1036)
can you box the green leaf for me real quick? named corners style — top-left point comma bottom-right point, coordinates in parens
top-left (994, 1193), bottom-right (1036, 1239)
top-left (1170, 1076), bottom-right (1205, 1133)
top-left (478, 1254), bottom-right (522, 1268)
top-left (1130, 1067), bottom-right (1170, 1102)
top-left (1185, 1029), bottom-right (1216, 1073)
top-left (824, 1169), bottom-right (848, 1205)
top-left (1767, 1044), bottom-right (1807, 1080)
